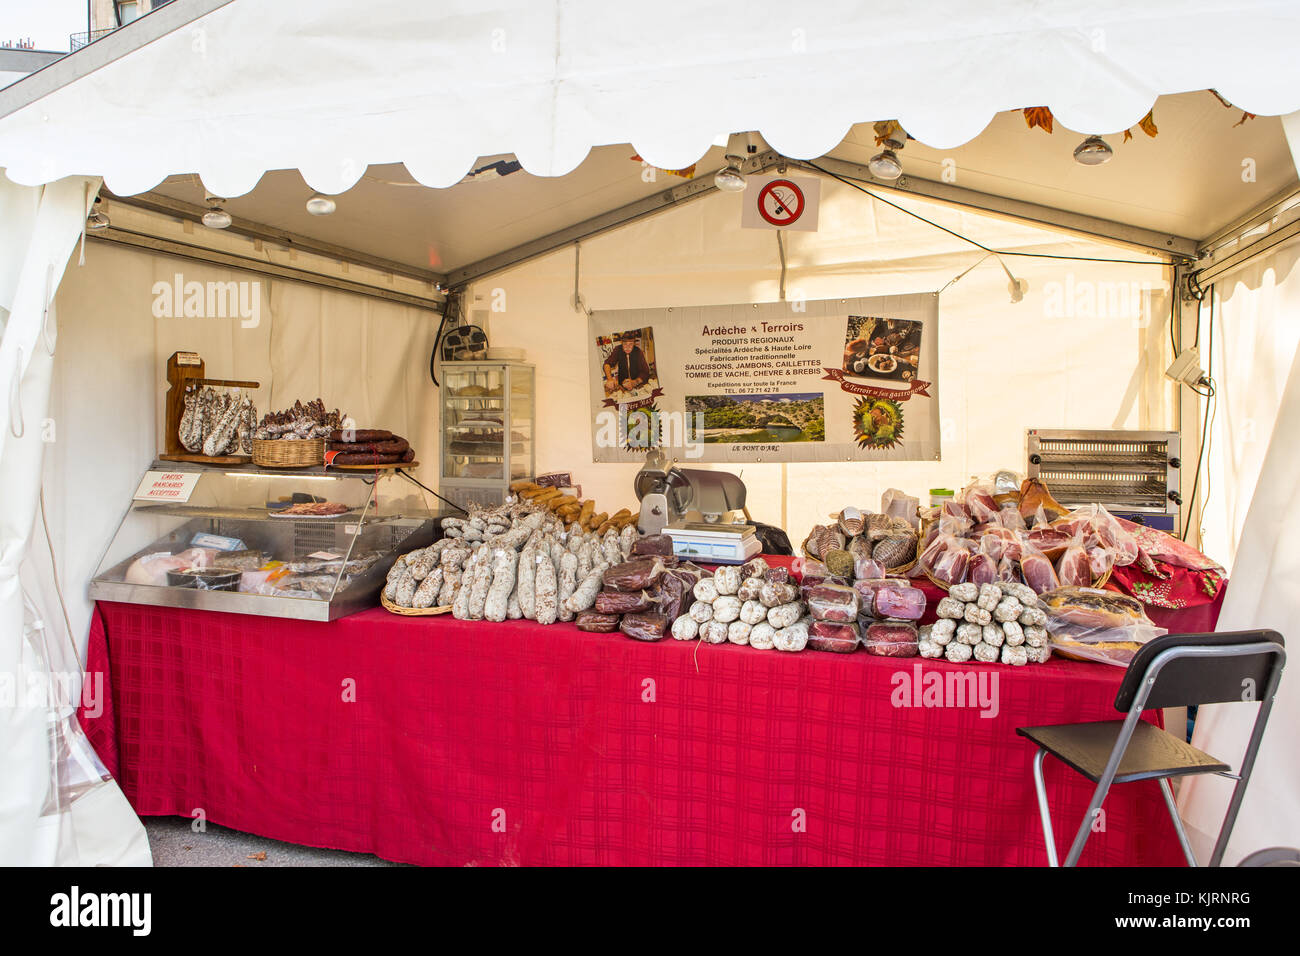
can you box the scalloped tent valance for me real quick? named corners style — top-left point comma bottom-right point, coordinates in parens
top-left (2, 0), bottom-right (1299, 197)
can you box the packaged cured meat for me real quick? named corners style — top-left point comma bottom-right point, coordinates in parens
top-left (853, 554), bottom-right (886, 582)
top-left (928, 536), bottom-right (972, 586)
top-left (808, 620), bottom-right (861, 653)
top-left (620, 612), bottom-right (670, 642)
top-left (805, 583), bottom-right (860, 623)
top-left (864, 620), bottom-right (918, 657)
top-left (798, 575), bottom-right (848, 601)
top-left (961, 481), bottom-right (1000, 524)
top-left (968, 548), bottom-right (998, 586)
top-left (576, 611), bottom-right (620, 633)
top-left (881, 488), bottom-right (919, 528)
top-left (852, 577), bottom-right (909, 616)
top-left (1056, 535), bottom-right (1092, 587)
top-left (1018, 477), bottom-right (1069, 525)
top-left (790, 555), bottom-right (826, 582)
top-left (595, 588), bottom-right (653, 614)
top-left (1020, 542), bottom-right (1061, 595)
top-left (1039, 586), bottom-right (1145, 630)
top-left (653, 574), bottom-right (687, 622)
top-left (603, 556), bottom-right (666, 591)
top-left (631, 534), bottom-right (673, 557)
top-left (871, 581), bottom-right (926, 621)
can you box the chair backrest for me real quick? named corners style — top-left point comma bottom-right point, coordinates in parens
top-left (1114, 630), bottom-right (1285, 713)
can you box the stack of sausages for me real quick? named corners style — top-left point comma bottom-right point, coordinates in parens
top-left (327, 428), bottom-right (416, 466)
top-left (509, 479), bottom-right (637, 534)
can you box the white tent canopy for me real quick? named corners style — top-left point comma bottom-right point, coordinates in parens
top-left (3, 0), bottom-right (1300, 198)
top-left (2, 0), bottom-right (1300, 867)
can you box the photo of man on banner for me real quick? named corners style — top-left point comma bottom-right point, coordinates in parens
top-left (599, 328), bottom-right (658, 402)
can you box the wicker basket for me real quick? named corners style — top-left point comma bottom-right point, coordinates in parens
top-left (802, 531), bottom-right (918, 578)
top-left (380, 592), bottom-right (453, 616)
top-left (251, 438), bottom-right (324, 469)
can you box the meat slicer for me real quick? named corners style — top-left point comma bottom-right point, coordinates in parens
top-left (633, 449), bottom-right (748, 534)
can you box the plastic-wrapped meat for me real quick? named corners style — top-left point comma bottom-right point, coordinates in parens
top-left (576, 611), bottom-right (620, 633)
top-left (595, 588), bottom-right (654, 614)
top-left (1087, 545), bottom-right (1115, 579)
top-left (852, 578), bottom-right (908, 616)
top-left (1057, 540), bottom-right (1092, 587)
top-left (918, 532), bottom-right (950, 573)
top-left (864, 620), bottom-right (919, 657)
top-left (1021, 547), bottom-right (1062, 594)
top-left (964, 485), bottom-right (999, 524)
top-left (805, 583), bottom-right (860, 623)
top-left (872, 581), bottom-right (926, 621)
top-left (1026, 526), bottom-right (1071, 556)
top-left (632, 534), bottom-right (674, 556)
top-left (996, 555), bottom-right (1021, 583)
top-left (652, 574), bottom-right (687, 622)
top-left (790, 556), bottom-right (827, 581)
top-left (853, 554), bottom-right (885, 581)
top-left (968, 550), bottom-right (998, 586)
top-left (619, 612), bottom-right (670, 642)
top-left (799, 573), bottom-right (848, 594)
top-left (808, 620), bottom-right (861, 653)
top-left (602, 556), bottom-right (667, 591)
top-left (929, 538), bottom-right (971, 586)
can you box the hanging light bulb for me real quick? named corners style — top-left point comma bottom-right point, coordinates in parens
top-left (1073, 135), bottom-right (1113, 166)
top-left (202, 205), bottom-right (232, 229)
top-left (305, 193), bottom-right (337, 216)
top-left (868, 148), bottom-right (903, 180)
top-left (714, 156), bottom-right (747, 192)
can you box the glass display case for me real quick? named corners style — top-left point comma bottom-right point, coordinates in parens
top-left (439, 361), bottom-right (534, 509)
top-left (89, 461), bottom-right (440, 621)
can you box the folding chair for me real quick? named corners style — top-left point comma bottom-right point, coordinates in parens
top-left (1017, 629), bottom-right (1286, 867)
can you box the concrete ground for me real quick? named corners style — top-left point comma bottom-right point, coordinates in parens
top-left (144, 816), bottom-right (406, 867)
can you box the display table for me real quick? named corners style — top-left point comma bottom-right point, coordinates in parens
top-left (79, 568), bottom-right (1219, 866)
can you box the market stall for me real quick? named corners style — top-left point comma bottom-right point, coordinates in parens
top-left (3, 1), bottom-right (1300, 867)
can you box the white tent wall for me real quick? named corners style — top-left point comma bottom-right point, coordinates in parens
top-left (39, 240), bottom-right (441, 661)
top-left (469, 181), bottom-right (1175, 545)
top-left (1196, 243), bottom-right (1300, 567)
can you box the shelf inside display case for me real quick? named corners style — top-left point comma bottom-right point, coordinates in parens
top-left (89, 461), bottom-right (441, 621)
top-left (440, 361), bottom-right (535, 489)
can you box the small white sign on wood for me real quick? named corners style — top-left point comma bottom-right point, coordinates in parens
top-left (741, 175), bottom-right (820, 231)
top-left (133, 471), bottom-right (201, 503)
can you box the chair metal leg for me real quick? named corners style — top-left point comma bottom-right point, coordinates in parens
top-left (1159, 778), bottom-right (1198, 866)
top-left (1211, 694), bottom-right (1277, 867)
top-left (1032, 748), bottom-right (1059, 867)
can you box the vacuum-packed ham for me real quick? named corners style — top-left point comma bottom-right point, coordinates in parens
top-left (632, 534), bottom-right (674, 556)
top-left (620, 612), bottom-right (670, 642)
top-left (808, 620), bottom-right (861, 653)
top-left (595, 588), bottom-right (654, 614)
top-left (805, 583), bottom-right (860, 622)
top-left (576, 610), bottom-right (620, 632)
top-left (872, 581), bottom-right (926, 621)
top-left (1021, 544), bottom-right (1061, 594)
top-left (602, 556), bottom-right (667, 591)
top-left (864, 620), bottom-right (919, 657)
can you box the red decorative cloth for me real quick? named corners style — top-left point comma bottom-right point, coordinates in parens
top-left (78, 579), bottom-right (1217, 866)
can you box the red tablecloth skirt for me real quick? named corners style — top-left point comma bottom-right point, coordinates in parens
top-left (79, 576), bottom-right (1208, 866)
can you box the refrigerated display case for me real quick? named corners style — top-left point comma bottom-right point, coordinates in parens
top-left (439, 361), bottom-right (534, 509)
top-left (88, 461), bottom-right (440, 621)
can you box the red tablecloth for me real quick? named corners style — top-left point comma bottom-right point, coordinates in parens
top-left (79, 565), bottom-right (1217, 865)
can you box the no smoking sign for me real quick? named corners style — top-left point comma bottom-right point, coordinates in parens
top-left (741, 175), bottom-right (821, 232)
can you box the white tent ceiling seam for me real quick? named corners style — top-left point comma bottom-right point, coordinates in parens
top-left (2, 1), bottom-right (1300, 197)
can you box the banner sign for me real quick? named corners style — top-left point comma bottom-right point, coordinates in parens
top-left (587, 293), bottom-right (940, 464)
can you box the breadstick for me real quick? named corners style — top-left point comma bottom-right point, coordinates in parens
top-left (578, 500), bottom-right (595, 527)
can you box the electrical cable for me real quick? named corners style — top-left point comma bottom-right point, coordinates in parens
top-left (803, 160), bottom-right (1172, 267)
top-left (396, 467), bottom-right (468, 515)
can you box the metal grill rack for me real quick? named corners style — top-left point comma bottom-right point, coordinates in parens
top-left (1026, 429), bottom-right (1181, 533)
